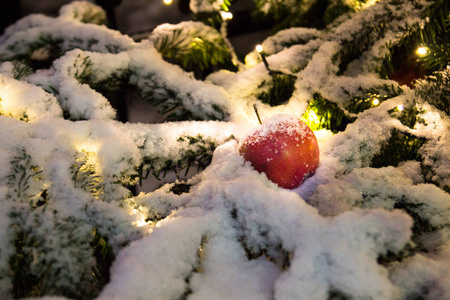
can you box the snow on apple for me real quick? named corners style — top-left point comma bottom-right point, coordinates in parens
top-left (239, 114), bottom-right (319, 189)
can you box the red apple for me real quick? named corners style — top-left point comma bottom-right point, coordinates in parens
top-left (239, 114), bottom-right (319, 189)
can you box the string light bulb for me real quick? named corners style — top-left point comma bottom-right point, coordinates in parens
top-left (256, 45), bottom-right (263, 53)
top-left (305, 109), bottom-right (319, 124)
top-left (163, 0), bottom-right (172, 5)
top-left (372, 99), bottom-right (380, 106)
top-left (397, 104), bottom-right (404, 111)
top-left (416, 47), bottom-right (427, 56)
top-left (220, 11), bottom-right (233, 20)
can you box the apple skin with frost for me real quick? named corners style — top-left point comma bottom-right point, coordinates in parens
top-left (239, 114), bottom-right (320, 189)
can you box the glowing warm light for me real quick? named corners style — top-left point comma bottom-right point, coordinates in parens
top-left (416, 47), bottom-right (427, 56)
top-left (134, 219), bottom-right (148, 227)
top-left (74, 142), bottom-right (100, 171)
top-left (75, 141), bottom-right (98, 154)
top-left (163, 0), bottom-right (172, 5)
top-left (361, 0), bottom-right (378, 8)
top-left (305, 110), bottom-right (319, 124)
top-left (220, 11), bottom-right (233, 20)
top-left (224, 131), bottom-right (233, 138)
top-left (372, 99), bottom-right (380, 106)
top-left (397, 104), bottom-right (404, 111)
top-left (250, 115), bottom-right (262, 126)
top-left (131, 208), bottom-right (149, 227)
top-left (256, 45), bottom-right (263, 53)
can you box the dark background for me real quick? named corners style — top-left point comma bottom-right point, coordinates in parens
top-left (0, 0), bottom-right (272, 60)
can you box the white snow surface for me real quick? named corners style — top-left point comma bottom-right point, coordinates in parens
top-left (98, 142), bottom-right (414, 300)
top-left (0, 74), bottom-right (62, 121)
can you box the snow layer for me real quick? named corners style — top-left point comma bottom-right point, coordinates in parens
top-left (99, 142), bottom-right (414, 299)
top-left (0, 74), bottom-right (62, 121)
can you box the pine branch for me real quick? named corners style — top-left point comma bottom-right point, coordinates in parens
top-left (257, 73), bottom-right (296, 106)
top-left (151, 22), bottom-right (235, 78)
top-left (35, 49), bottom-right (231, 121)
top-left (253, 0), bottom-right (293, 22)
top-left (379, 0), bottom-right (450, 80)
top-left (414, 67), bottom-right (450, 115)
top-left (137, 72), bottom-right (229, 121)
top-left (71, 151), bottom-right (103, 199)
top-left (301, 93), bottom-right (354, 133)
top-left (0, 5), bottom-right (134, 65)
top-left (190, 0), bottom-right (232, 14)
top-left (345, 84), bottom-right (404, 114)
top-left (90, 228), bottom-right (114, 290)
top-left (394, 103), bottom-right (427, 129)
top-left (8, 218), bottom-right (40, 299)
top-left (138, 134), bottom-right (232, 182)
top-left (371, 104), bottom-right (428, 168)
top-left (71, 54), bottom-right (94, 84)
top-left (415, 0), bottom-right (450, 72)
top-left (331, 3), bottom-right (392, 75)
top-left (59, 1), bottom-right (108, 25)
top-left (11, 60), bottom-right (33, 80)
top-left (25, 214), bottom-right (99, 298)
top-left (6, 149), bottom-right (45, 206)
top-left (371, 129), bottom-right (426, 168)
top-left (8, 207), bottom-right (102, 299)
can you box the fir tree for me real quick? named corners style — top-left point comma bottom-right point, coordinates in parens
top-left (0, 1), bottom-right (449, 299)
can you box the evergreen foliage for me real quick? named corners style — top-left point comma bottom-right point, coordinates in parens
top-left (6, 149), bottom-right (45, 204)
top-left (138, 133), bottom-right (232, 182)
top-left (11, 60), bottom-right (33, 80)
top-left (151, 23), bottom-right (235, 78)
top-left (190, 0), bottom-right (232, 27)
top-left (302, 93), bottom-right (353, 133)
top-left (415, 67), bottom-right (450, 115)
top-left (345, 84), bottom-right (404, 114)
top-left (251, 0), bottom-right (368, 30)
top-left (371, 129), bottom-right (426, 168)
top-left (71, 151), bottom-right (103, 199)
top-left (0, 0), bottom-right (448, 299)
top-left (380, 0), bottom-right (450, 82)
top-left (258, 74), bottom-right (296, 106)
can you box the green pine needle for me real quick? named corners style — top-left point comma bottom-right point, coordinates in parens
top-left (153, 28), bottom-right (234, 77)
top-left (371, 129), bottom-right (426, 168)
top-left (345, 84), bottom-right (404, 114)
top-left (415, 68), bottom-right (450, 116)
top-left (302, 93), bottom-right (353, 133)
top-left (258, 74), bottom-right (296, 106)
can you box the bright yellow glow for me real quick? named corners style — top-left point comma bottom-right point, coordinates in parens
top-left (220, 11), bottom-right (233, 20)
top-left (250, 115), bottom-right (261, 126)
top-left (163, 0), bottom-right (172, 5)
top-left (223, 131), bottom-right (233, 138)
top-left (301, 109), bottom-right (321, 131)
top-left (360, 0), bottom-right (378, 9)
top-left (305, 109), bottom-right (319, 124)
top-left (397, 104), bottom-right (404, 111)
top-left (131, 208), bottom-right (149, 227)
top-left (74, 145), bottom-right (100, 170)
top-left (372, 99), bottom-right (380, 106)
top-left (416, 47), bottom-right (427, 56)
top-left (134, 219), bottom-right (148, 227)
top-left (256, 45), bottom-right (263, 53)
top-left (72, 149), bottom-right (103, 199)
top-left (75, 141), bottom-right (98, 154)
